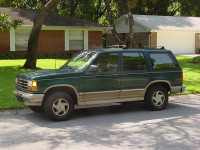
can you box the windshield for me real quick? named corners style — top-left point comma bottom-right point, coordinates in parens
top-left (60, 51), bottom-right (97, 70)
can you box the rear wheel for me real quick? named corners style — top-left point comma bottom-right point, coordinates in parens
top-left (44, 92), bottom-right (74, 121)
top-left (145, 86), bottom-right (168, 111)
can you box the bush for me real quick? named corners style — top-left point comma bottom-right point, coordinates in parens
top-left (0, 52), bottom-right (73, 59)
top-left (0, 52), bottom-right (26, 59)
top-left (191, 56), bottom-right (200, 64)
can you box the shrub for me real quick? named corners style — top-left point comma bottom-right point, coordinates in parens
top-left (191, 56), bottom-right (200, 64)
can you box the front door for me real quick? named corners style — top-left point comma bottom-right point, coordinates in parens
top-left (83, 52), bottom-right (120, 101)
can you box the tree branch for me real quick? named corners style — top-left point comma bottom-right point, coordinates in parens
top-left (40, 0), bottom-right (47, 5)
top-left (171, 0), bottom-right (188, 16)
top-left (70, 0), bottom-right (79, 17)
top-left (104, 0), bottom-right (123, 45)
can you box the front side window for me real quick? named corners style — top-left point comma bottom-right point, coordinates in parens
top-left (122, 52), bottom-right (146, 71)
top-left (92, 53), bottom-right (119, 73)
top-left (69, 30), bottom-right (84, 50)
top-left (15, 29), bottom-right (31, 51)
top-left (150, 53), bottom-right (177, 70)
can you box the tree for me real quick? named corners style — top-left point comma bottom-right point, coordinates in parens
top-left (23, 0), bottom-right (61, 69)
top-left (58, 0), bottom-right (107, 23)
top-left (59, 0), bottom-right (79, 17)
top-left (126, 0), bottom-right (134, 48)
top-left (176, 0), bottom-right (200, 17)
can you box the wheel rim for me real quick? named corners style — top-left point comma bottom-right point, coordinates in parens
top-left (52, 98), bottom-right (70, 116)
top-left (152, 91), bottom-right (165, 107)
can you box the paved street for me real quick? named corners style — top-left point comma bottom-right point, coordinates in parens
top-left (0, 94), bottom-right (200, 150)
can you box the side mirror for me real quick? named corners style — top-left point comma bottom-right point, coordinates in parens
top-left (89, 65), bottom-right (98, 72)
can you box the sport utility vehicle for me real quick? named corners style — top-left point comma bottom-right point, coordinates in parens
top-left (14, 49), bottom-right (186, 121)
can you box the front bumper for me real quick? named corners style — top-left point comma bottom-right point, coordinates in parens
top-left (13, 90), bottom-right (44, 106)
top-left (171, 86), bottom-right (186, 94)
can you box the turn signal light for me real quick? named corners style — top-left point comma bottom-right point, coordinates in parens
top-left (27, 81), bottom-right (38, 91)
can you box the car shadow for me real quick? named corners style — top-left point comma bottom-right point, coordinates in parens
top-left (22, 100), bottom-right (199, 127)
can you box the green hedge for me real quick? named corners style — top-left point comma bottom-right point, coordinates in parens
top-left (0, 52), bottom-right (73, 59)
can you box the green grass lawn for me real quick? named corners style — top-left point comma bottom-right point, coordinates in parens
top-left (0, 56), bottom-right (199, 110)
top-left (0, 59), bottom-right (67, 109)
top-left (176, 56), bottom-right (200, 94)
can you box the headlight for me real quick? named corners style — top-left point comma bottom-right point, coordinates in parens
top-left (27, 80), bottom-right (38, 91)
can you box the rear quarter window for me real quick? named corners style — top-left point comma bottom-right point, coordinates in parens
top-left (149, 53), bottom-right (177, 70)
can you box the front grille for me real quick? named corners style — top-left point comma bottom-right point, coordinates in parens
top-left (17, 78), bottom-right (28, 90)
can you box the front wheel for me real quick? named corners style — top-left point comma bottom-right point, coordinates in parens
top-left (44, 92), bottom-right (74, 121)
top-left (145, 86), bottom-right (168, 111)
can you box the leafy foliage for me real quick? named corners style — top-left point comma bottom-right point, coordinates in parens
top-left (0, 0), bottom-right (44, 9)
top-left (58, 0), bottom-right (107, 22)
top-left (0, 12), bottom-right (23, 30)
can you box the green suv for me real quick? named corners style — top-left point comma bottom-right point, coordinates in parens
top-left (13, 49), bottom-right (186, 121)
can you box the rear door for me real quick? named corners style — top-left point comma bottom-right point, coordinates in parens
top-left (120, 52), bottom-right (148, 98)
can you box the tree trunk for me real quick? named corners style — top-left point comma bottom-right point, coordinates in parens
top-left (23, 0), bottom-right (61, 69)
top-left (70, 0), bottom-right (79, 17)
top-left (126, 0), bottom-right (134, 48)
top-left (104, 0), bottom-right (123, 45)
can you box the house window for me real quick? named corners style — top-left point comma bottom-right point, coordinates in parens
top-left (15, 29), bottom-right (31, 51)
top-left (69, 30), bottom-right (84, 50)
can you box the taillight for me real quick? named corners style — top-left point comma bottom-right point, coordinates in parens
top-left (181, 72), bottom-right (183, 84)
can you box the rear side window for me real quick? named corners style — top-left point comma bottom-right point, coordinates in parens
top-left (149, 53), bottom-right (177, 70)
top-left (122, 52), bottom-right (146, 71)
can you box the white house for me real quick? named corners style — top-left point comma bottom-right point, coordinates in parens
top-left (107, 14), bottom-right (200, 54)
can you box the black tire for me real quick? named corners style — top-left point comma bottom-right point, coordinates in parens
top-left (44, 92), bottom-right (74, 121)
top-left (145, 86), bottom-right (168, 111)
top-left (28, 106), bottom-right (44, 112)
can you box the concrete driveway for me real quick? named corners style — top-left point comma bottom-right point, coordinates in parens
top-left (0, 94), bottom-right (200, 150)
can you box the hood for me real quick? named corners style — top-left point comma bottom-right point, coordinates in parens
top-left (16, 69), bottom-right (82, 80)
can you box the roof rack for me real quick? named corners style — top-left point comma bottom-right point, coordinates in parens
top-left (142, 45), bottom-right (165, 50)
top-left (107, 45), bottom-right (127, 49)
top-left (107, 45), bottom-right (165, 50)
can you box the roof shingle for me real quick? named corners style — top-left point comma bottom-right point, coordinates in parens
top-left (0, 7), bottom-right (108, 28)
top-left (121, 14), bottom-right (200, 31)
